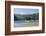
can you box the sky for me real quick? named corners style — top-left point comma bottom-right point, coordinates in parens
top-left (14, 8), bottom-right (39, 15)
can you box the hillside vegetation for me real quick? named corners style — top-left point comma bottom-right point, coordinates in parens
top-left (14, 13), bottom-right (39, 20)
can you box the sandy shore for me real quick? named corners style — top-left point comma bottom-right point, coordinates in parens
top-left (14, 23), bottom-right (39, 27)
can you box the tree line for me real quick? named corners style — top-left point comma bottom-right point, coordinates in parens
top-left (14, 13), bottom-right (39, 20)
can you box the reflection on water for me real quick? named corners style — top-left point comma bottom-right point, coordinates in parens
top-left (14, 20), bottom-right (39, 24)
top-left (14, 20), bottom-right (39, 27)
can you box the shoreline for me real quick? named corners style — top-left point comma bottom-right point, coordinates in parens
top-left (14, 23), bottom-right (39, 27)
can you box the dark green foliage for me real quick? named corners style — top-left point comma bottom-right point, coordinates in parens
top-left (14, 13), bottom-right (39, 20)
top-left (31, 13), bottom-right (39, 20)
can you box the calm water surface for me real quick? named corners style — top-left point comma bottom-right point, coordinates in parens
top-left (14, 20), bottom-right (39, 24)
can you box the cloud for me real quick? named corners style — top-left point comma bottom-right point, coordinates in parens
top-left (14, 8), bottom-right (39, 15)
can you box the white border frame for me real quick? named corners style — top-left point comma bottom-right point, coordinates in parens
top-left (11, 5), bottom-right (42, 31)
